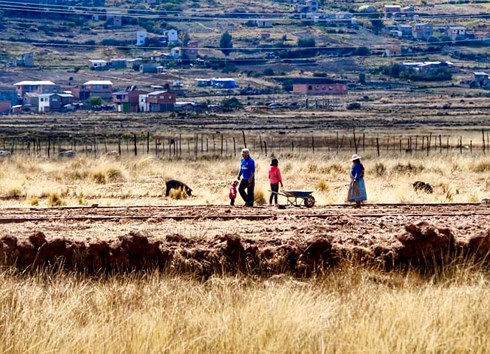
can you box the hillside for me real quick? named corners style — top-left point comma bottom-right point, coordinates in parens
top-left (0, 0), bottom-right (488, 99)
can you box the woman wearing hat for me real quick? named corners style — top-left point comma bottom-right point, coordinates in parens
top-left (347, 154), bottom-right (367, 208)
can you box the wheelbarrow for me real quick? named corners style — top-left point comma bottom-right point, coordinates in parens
top-left (272, 190), bottom-right (315, 208)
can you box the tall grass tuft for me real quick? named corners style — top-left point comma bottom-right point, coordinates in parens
top-left (47, 192), bottom-right (66, 206)
top-left (92, 171), bottom-right (106, 184)
top-left (6, 187), bottom-right (22, 199)
top-left (106, 168), bottom-right (124, 182)
top-left (317, 180), bottom-right (331, 193)
top-left (374, 162), bottom-right (386, 177)
top-left (254, 189), bottom-right (267, 205)
top-left (473, 161), bottom-right (490, 173)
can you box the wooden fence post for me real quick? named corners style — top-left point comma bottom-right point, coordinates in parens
top-left (352, 127), bottom-right (358, 154)
top-left (147, 132), bottom-right (150, 154)
top-left (47, 136), bottom-right (51, 158)
top-left (242, 130), bottom-right (247, 148)
top-left (336, 131), bottom-right (339, 154)
top-left (133, 133), bottom-right (137, 156)
top-left (483, 129), bottom-right (486, 155)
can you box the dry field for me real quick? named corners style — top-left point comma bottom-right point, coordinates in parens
top-left (0, 109), bottom-right (489, 352)
top-left (2, 266), bottom-right (490, 353)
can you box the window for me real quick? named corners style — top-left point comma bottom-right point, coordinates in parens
top-left (94, 85), bottom-right (100, 89)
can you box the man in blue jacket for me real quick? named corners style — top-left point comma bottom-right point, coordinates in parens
top-left (237, 148), bottom-right (255, 207)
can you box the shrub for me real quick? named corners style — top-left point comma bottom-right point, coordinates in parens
top-left (92, 171), bottom-right (106, 184)
top-left (307, 163), bottom-right (318, 173)
top-left (473, 162), bottom-right (490, 173)
top-left (393, 162), bottom-right (424, 175)
top-left (29, 197), bottom-right (39, 206)
top-left (374, 162), bottom-right (386, 177)
top-left (439, 182), bottom-right (454, 202)
top-left (6, 188), bottom-right (22, 199)
top-left (326, 163), bottom-right (346, 175)
top-left (254, 189), bottom-right (267, 205)
top-left (48, 193), bottom-right (65, 207)
top-left (317, 180), bottom-right (331, 193)
top-left (106, 168), bottom-right (124, 182)
top-left (263, 68), bottom-right (275, 76)
top-left (347, 102), bottom-right (361, 110)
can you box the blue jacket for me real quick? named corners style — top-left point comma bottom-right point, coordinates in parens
top-left (239, 156), bottom-right (255, 180)
top-left (351, 162), bottom-right (364, 181)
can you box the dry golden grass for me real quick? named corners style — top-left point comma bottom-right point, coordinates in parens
top-left (1, 264), bottom-right (490, 353)
top-left (0, 152), bottom-right (488, 207)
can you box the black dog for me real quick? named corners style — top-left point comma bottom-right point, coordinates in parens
top-left (165, 180), bottom-right (192, 197)
top-left (413, 181), bottom-right (433, 194)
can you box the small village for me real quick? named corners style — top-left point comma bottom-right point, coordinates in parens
top-left (0, 0), bottom-right (488, 115)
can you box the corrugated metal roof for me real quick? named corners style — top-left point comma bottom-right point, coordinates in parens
top-left (14, 81), bottom-right (56, 86)
top-left (83, 80), bottom-right (113, 85)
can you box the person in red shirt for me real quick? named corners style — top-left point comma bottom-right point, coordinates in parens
top-left (268, 158), bottom-right (283, 206)
top-left (229, 180), bottom-right (238, 206)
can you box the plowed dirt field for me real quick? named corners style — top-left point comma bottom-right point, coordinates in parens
top-left (1, 204), bottom-right (489, 275)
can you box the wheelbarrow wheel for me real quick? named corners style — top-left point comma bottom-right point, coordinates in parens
top-left (304, 195), bottom-right (315, 208)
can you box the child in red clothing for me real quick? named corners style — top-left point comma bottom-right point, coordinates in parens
top-left (268, 158), bottom-right (283, 206)
top-left (229, 180), bottom-right (239, 206)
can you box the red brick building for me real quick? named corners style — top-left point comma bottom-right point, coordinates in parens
top-left (14, 81), bottom-right (58, 98)
top-left (112, 89), bottom-right (148, 113)
top-left (76, 80), bottom-right (113, 100)
top-left (146, 91), bottom-right (176, 112)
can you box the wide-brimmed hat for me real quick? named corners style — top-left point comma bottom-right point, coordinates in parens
top-left (351, 154), bottom-right (361, 161)
top-left (241, 148), bottom-right (250, 155)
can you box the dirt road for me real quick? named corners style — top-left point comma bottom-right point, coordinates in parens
top-left (1, 203), bottom-right (489, 274)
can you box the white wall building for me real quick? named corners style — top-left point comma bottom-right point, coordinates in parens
top-left (164, 29), bottom-right (179, 44)
top-left (38, 94), bottom-right (51, 113)
top-left (136, 31), bottom-right (147, 46)
top-left (139, 94), bottom-right (149, 112)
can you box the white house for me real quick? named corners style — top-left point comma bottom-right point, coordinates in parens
top-left (164, 29), bottom-right (179, 44)
top-left (170, 47), bottom-right (182, 58)
top-left (136, 31), bottom-right (147, 46)
top-left (88, 59), bottom-right (107, 70)
top-left (38, 94), bottom-right (51, 112)
top-left (139, 94), bottom-right (149, 112)
top-left (256, 19), bottom-right (273, 28)
top-left (448, 26), bottom-right (466, 41)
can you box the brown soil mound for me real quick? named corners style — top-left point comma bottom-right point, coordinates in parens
top-left (1, 222), bottom-right (490, 276)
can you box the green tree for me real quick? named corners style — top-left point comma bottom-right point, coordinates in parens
top-left (89, 96), bottom-right (103, 106)
top-left (354, 47), bottom-right (370, 56)
top-left (297, 37), bottom-right (317, 57)
top-left (221, 97), bottom-right (242, 111)
top-left (263, 68), bottom-right (275, 76)
top-left (220, 31), bottom-right (233, 57)
top-left (297, 37), bottom-right (316, 48)
top-left (359, 72), bottom-right (366, 84)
